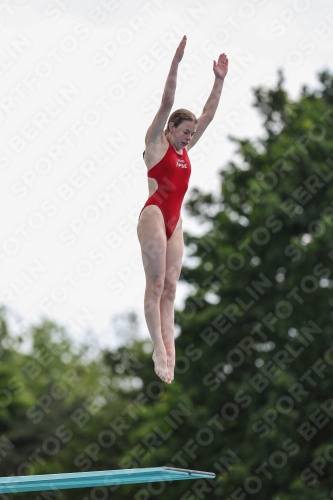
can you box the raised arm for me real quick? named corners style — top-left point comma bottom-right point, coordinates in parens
top-left (145, 36), bottom-right (187, 146)
top-left (187, 53), bottom-right (229, 150)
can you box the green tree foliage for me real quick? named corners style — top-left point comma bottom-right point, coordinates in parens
top-left (1, 71), bottom-right (333, 500)
top-left (120, 70), bottom-right (333, 499)
top-left (0, 308), bottom-right (139, 499)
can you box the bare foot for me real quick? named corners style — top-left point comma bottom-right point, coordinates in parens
top-left (166, 351), bottom-right (175, 383)
top-left (152, 350), bottom-right (170, 383)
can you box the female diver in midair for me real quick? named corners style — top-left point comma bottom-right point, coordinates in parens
top-left (137, 36), bottom-right (228, 384)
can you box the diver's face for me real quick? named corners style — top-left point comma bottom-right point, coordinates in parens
top-left (169, 120), bottom-right (196, 149)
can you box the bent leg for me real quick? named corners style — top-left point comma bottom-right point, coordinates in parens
top-left (137, 206), bottom-right (171, 383)
top-left (161, 219), bottom-right (184, 382)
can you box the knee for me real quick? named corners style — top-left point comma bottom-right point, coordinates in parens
top-left (147, 275), bottom-right (165, 299)
top-left (162, 281), bottom-right (177, 302)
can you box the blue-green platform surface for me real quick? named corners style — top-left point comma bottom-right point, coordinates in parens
top-left (0, 467), bottom-right (215, 493)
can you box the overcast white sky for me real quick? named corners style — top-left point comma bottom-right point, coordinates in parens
top-left (1, 0), bottom-right (332, 348)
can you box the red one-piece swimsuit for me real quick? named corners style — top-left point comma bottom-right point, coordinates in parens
top-left (140, 142), bottom-right (191, 239)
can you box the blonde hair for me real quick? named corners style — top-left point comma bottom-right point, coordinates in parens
top-left (164, 108), bottom-right (198, 134)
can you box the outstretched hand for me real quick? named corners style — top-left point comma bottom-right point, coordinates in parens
top-left (213, 53), bottom-right (228, 79)
top-left (173, 35), bottom-right (187, 63)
